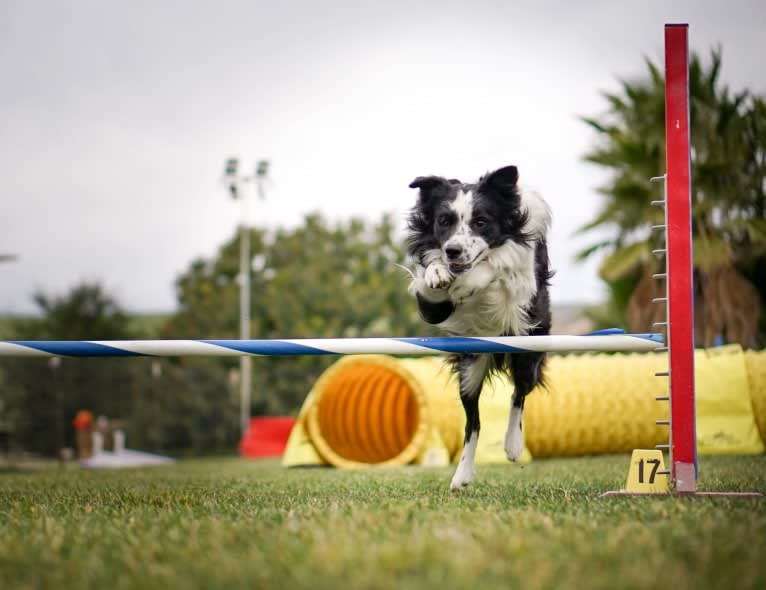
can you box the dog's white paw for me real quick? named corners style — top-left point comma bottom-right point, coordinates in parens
top-left (451, 433), bottom-right (479, 490)
top-left (504, 425), bottom-right (524, 462)
top-left (448, 281), bottom-right (476, 304)
top-left (424, 263), bottom-right (453, 289)
top-left (504, 405), bottom-right (525, 461)
top-left (449, 461), bottom-right (476, 490)
top-left (448, 264), bottom-right (495, 303)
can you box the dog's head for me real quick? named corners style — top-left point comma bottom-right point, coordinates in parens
top-left (407, 165), bottom-right (531, 274)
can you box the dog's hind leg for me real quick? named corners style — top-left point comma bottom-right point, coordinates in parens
top-left (504, 352), bottom-right (545, 462)
top-left (450, 354), bottom-right (491, 490)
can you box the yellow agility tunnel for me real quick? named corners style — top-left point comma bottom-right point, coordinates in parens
top-left (282, 345), bottom-right (766, 468)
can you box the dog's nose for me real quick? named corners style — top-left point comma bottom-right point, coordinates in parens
top-left (445, 246), bottom-right (463, 260)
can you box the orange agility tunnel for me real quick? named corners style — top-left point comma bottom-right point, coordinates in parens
top-left (304, 355), bottom-right (464, 468)
top-left (282, 346), bottom-right (766, 468)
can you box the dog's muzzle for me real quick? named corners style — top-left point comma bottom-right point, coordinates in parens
top-left (444, 246), bottom-right (477, 274)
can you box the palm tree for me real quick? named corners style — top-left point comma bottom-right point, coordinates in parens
top-left (579, 49), bottom-right (765, 348)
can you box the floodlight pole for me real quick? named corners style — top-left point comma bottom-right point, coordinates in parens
top-left (239, 185), bottom-right (252, 437)
top-left (224, 158), bottom-right (270, 436)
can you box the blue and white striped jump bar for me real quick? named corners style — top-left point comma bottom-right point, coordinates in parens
top-left (0, 330), bottom-right (663, 358)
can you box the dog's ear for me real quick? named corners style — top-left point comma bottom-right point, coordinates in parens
top-left (478, 166), bottom-right (519, 194)
top-left (409, 176), bottom-right (452, 203)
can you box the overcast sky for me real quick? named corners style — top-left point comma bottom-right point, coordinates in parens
top-left (1, 0), bottom-right (764, 316)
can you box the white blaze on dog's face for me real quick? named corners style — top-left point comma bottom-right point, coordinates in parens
top-left (435, 189), bottom-right (491, 274)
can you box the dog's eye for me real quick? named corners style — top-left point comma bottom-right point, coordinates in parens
top-left (474, 217), bottom-right (488, 228)
top-left (437, 214), bottom-right (451, 227)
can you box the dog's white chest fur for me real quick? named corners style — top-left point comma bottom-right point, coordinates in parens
top-left (438, 241), bottom-right (538, 336)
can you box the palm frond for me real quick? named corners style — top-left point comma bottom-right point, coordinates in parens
top-left (580, 116), bottom-right (612, 135)
top-left (599, 242), bottom-right (649, 281)
top-left (693, 235), bottom-right (733, 271)
top-left (574, 239), bottom-right (613, 262)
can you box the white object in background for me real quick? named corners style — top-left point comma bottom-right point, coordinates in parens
top-left (92, 431), bottom-right (104, 455)
top-left (80, 428), bottom-right (174, 469)
top-left (113, 429), bottom-right (125, 454)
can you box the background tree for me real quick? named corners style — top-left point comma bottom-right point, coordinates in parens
top-left (163, 212), bottom-right (426, 415)
top-left (579, 48), bottom-right (766, 348)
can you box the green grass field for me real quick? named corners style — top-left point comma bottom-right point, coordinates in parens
top-left (1, 454), bottom-right (764, 590)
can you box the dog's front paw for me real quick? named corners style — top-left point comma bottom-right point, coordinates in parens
top-left (448, 281), bottom-right (476, 304)
top-left (504, 425), bottom-right (524, 462)
top-left (448, 263), bottom-right (495, 303)
top-left (424, 263), bottom-right (453, 289)
top-left (504, 406), bottom-right (525, 461)
top-left (449, 458), bottom-right (476, 490)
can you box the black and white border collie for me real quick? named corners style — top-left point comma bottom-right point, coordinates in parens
top-left (406, 165), bottom-right (553, 490)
